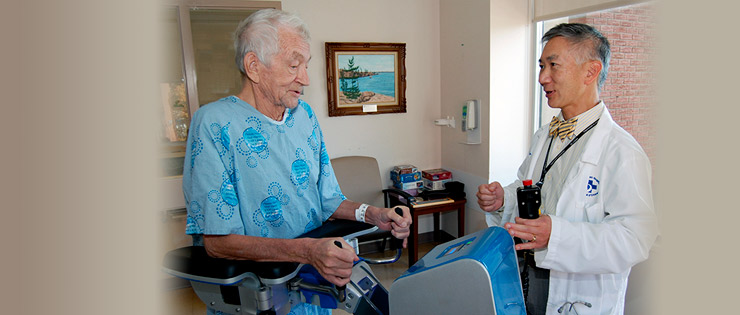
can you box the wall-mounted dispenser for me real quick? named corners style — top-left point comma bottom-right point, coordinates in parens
top-left (434, 116), bottom-right (456, 128)
top-left (461, 99), bottom-right (481, 144)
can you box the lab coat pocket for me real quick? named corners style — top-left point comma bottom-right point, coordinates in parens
top-left (584, 203), bottom-right (606, 223)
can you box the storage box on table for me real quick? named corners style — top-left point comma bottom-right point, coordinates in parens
top-left (421, 168), bottom-right (452, 181)
top-left (393, 180), bottom-right (423, 190)
top-left (391, 170), bottom-right (421, 183)
top-left (391, 164), bottom-right (421, 183)
top-left (422, 178), bottom-right (451, 191)
top-left (393, 165), bottom-right (419, 174)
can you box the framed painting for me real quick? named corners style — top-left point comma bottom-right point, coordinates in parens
top-left (325, 42), bottom-right (406, 117)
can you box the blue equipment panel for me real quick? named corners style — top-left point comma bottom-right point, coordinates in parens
top-left (389, 226), bottom-right (525, 314)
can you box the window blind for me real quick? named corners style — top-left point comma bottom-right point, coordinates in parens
top-left (533, 0), bottom-right (649, 21)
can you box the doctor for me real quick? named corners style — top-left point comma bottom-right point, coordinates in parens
top-left (477, 23), bottom-right (658, 314)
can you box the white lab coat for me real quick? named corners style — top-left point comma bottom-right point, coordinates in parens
top-left (488, 107), bottom-right (658, 314)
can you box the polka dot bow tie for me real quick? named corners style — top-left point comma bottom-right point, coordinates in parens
top-left (549, 116), bottom-right (578, 140)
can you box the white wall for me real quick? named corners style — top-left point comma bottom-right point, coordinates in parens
top-left (489, 0), bottom-right (531, 184)
top-left (283, 0), bottom-right (442, 185)
top-left (160, 0), bottom-right (531, 235)
top-left (261, 0), bottom-right (530, 236)
top-left (439, 0), bottom-right (530, 234)
top-left (282, 0), bottom-right (442, 232)
top-left (438, 0), bottom-right (490, 235)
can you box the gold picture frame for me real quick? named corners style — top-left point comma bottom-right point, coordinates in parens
top-left (325, 42), bottom-right (407, 117)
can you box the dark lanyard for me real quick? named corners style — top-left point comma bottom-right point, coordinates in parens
top-left (536, 119), bottom-right (599, 188)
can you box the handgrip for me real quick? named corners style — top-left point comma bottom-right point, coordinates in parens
top-left (390, 207), bottom-right (405, 250)
top-left (516, 180), bottom-right (541, 219)
top-left (333, 240), bottom-right (347, 302)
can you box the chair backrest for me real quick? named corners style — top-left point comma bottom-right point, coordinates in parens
top-left (331, 156), bottom-right (384, 207)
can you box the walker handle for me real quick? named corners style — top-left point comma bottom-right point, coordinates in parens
top-left (333, 240), bottom-right (347, 302)
top-left (389, 207), bottom-right (405, 250)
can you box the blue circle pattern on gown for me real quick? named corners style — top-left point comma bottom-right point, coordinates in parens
top-left (216, 173), bottom-right (237, 220)
top-left (186, 201), bottom-right (205, 234)
top-left (220, 180), bottom-right (238, 206)
top-left (260, 196), bottom-right (282, 222)
top-left (307, 129), bottom-right (320, 157)
top-left (237, 116), bottom-right (271, 168)
top-left (291, 159), bottom-right (310, 184)
top-left (188, 128), bottom-right (203, 170)
top-left (243, 127), bottom-right (267, 152)
top-left (291, 148), bottom-right (310, 196)
top-left (319, 142), bottom-right (332, 177)
top-left (210, 122), bottom-right (230, 158)
top-left (205, 167), bottom-right (240, 221)
top-left (188, 98), bottom-right (344, 247)
top-left (194, 98), bottom-right (338, 315)
top-left (216, 200), bottom-right (235, 220)
top-left (220, 123), bottom-right (231, 152)
top-left (304, 208), bottom-right (319, 233)
top-left (252, 182), bottom-right (290, 237)
top-left (303, 103), bottom-right (331, 178)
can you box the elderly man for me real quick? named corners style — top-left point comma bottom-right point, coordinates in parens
top-left (182, 9), bottom-right (411, 315)
top-left (477, 23), bottom-right (658, 314)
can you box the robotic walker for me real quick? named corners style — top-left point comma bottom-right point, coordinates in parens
top-left (163, 216), bottom-right (525, 314)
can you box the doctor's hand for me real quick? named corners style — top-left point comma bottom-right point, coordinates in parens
top-left (306, 238), bottom-right (359, 286)
top-left (477, 182), bottom-right (504, 212)
top-left (370, 206), bottom-right (412, 248)
top-left (505, 215), bottom-right (552, 250)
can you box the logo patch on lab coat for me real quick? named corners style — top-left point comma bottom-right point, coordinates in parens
top-left (586, 176), bottom-right (599, 197)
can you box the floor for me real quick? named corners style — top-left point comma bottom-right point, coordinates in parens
top-left (162, 242), bottom-right (441, 315)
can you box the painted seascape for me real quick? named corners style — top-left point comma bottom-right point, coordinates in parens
top-left (337, 54), bottom-right (396, 105)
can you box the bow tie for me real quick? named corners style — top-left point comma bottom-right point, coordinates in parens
top-left (549, 116), bottom-right (578, 140)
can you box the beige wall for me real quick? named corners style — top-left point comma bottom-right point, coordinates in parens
top-left (280, 0), bottom-right (531, 235)
top-left (282, 0), bottom-right (442, 185)
top-left (20, 0), bottom-right (740, 313)
top-left (282, 0), bottom-right (444, 232)
top-left (438, 0), bottom-right (491, 234)
top-left (439, 0), bottom-right (491, 177)
top-left (159, 0), bottom-right (533, 235)
top-left (439, 0), bottom-right (530, 234)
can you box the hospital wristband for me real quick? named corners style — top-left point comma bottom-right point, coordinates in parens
top-left (355, 203), bottom-right (369, 223)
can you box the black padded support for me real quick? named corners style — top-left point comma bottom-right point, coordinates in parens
top-left (298, 219), bottom-right (376, 239)
top-left (164, 220), bottom-right (377, 282)
top-left (163, 246), bottom-right (299, 281)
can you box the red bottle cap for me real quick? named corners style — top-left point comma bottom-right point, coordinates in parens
top-left (522, 179), bottom-right (533, 186)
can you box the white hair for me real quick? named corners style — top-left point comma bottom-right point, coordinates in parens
top-left (233, 9), bottom-right (310, 75)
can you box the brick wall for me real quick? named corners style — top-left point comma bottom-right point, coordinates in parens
top-left (570, 3), bottom-right (657, 164)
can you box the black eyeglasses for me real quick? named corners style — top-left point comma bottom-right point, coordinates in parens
top-left (557, 301), bottom-right (592, 314)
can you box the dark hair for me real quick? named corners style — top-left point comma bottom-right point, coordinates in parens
top-left (542, 23), bottom-right (611, 91)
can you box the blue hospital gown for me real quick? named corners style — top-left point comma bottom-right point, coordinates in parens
top-left (183, 96), bottom-right (344, 315)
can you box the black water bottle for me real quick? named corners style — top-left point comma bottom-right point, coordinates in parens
top-left (516, 179), bottom-right (540, 219)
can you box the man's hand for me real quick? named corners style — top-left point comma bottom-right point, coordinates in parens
top-left (368, 206), bottom-right (411, 248)
top-left (504, 215), bottom-right (552, 250)
top-left (203, 234), bottom-right (359, 286)
top-left (477, 182), bottom-right (504, 212)
top-left (306, 238), bottom-right (359, 286)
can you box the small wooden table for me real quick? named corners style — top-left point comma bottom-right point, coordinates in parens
top-left (407, 198), bottom-right (466, 266)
